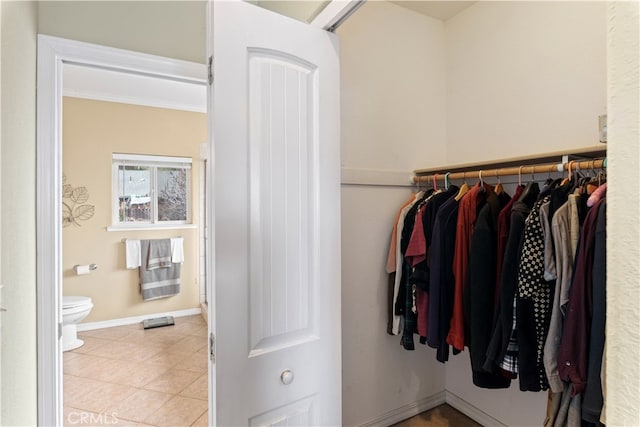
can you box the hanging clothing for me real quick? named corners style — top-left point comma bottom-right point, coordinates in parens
top-left (389, 192), bottom-right (425, 335)
top-left (406, 207), bottom-right (429, 338)
top-left (547, 180), bottom-right (574, 230)
top-left (540, 202), bottom-right (556, 282)
top-left (483, 192), bottom-right (538, 374)
top-left (567, 194), bottom-right (581, 257)
top-left (495, 184), bottom-right (525, 304)
top-left (544, 195), bottom-right (581, 393)
top-left (426, 195), bottom-right (460, 362)
top-left (545, 387), bottom-right (582, 427)
top-left (406, 208), bottom-right (427, 267)
top-left (582, 200), bottom-right (606, 424)
top-left (542, 193), bottom-right (584, 426)
top-left (386, 193), bottom-right (420, 334)
top-left (384, 164), bottom-right (607, 421)
top-left (400, 190), bottom-right (434, 349)
top-left (412, 186), bottom-right (459, 342)
top-left (414, 186), bottom-right (459, 292)
top-left (516, 195), bottom-right (553, 391)
top-left (448, 182), bottom-right (494, 352)
top-left (386, 193), bottom-right (419, 273)
top-left (557, 198), bottom-right (605, 396)
top-left (464, 191), bottom-right (512, 388)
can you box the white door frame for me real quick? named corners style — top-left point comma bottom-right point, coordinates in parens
top-left (35, 35), bottom-right (207, 426)
top-left (310, 0), bottom-right (365, 31)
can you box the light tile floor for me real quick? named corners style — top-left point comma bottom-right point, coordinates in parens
top-left (63, 315), bottom-right (208, 427)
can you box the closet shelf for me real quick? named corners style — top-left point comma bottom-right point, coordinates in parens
top-left (413, 146), bottom-right (606, 183)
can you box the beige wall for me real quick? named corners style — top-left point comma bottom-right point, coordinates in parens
top-left (38, 1), bottom-right (206, 64)
top-left (445, 1), bottom-right (607, 164)
top-left (1, 1), bottom-right (38, 425)
top-left (63, 97), bottom-right (206, 322)
top-left (606, 1), bottom-right (640, 425)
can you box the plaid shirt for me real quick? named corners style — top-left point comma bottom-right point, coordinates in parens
top-left (500, 296), bottom-right (519, 373)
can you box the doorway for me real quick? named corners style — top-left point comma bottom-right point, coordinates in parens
top-left (62, 62), bottom-right (208, 425)
top-left (36, 35), bottom-right (211, 426)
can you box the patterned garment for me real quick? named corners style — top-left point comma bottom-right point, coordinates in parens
top-left (500, 296), bottom-right (519, 373)
top-left (517, 195), bottom-right (552, 390)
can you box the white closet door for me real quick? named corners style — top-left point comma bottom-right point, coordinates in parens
top-left (211, 1), bottom-right (341, 425)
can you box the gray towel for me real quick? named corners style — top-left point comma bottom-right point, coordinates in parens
top-left (146, 238), bottom-right (172, 270)
top-left (139, 239), bottom-right (180, 300)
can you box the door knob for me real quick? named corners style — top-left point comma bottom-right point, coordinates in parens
top-left (280, 369), bottom-right (294, 385)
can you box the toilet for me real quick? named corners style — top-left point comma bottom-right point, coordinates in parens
top-left (62, 296), bottom-right (94, 352)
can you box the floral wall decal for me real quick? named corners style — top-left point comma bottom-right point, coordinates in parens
top-left (62, 174), bottom-right (95, 227)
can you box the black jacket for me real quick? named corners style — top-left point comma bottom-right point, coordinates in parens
top-left (465, 192), bottom-right (511, 388)
top-left (582, 200), bottom-right (606, 423)
top-left (483, 199), bottom-right (534, 372)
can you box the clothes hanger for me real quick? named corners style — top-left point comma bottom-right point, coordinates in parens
top-left (494, 169), bottom-right (503, 195)
top-left (518, 165), bottom-right (523, 187)
top-left (544, 167), bottom-right (554, 187)
top-left (539, 164), bottom-right (562, 198)
top-left (573, 161), bottom-right (591, 193)
top-left (478, 170), bottom-right (485, 193)
top-left (445, 172), bottom-right (451, 190)
top-left (517, 165), bottom-right (540, 207)
top-left (455, 171), bottom-right (470, 201)
top-left (561, 160), bottom-right (573, 187)
top-left (433, 173), bottom-right (439, 192)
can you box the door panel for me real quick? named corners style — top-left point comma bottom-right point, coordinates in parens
top-left (212, 1), bottom-right (341, 425)
top-left (248, 395), bottom-right (317, 427)
top-left (248, 48), bottom-right (316, 356)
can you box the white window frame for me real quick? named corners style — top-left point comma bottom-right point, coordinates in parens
top-left (111, 153), bottom-right (193, 229)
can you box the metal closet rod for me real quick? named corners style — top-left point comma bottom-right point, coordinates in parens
top-left (413, 158), bottom-right (605, 184)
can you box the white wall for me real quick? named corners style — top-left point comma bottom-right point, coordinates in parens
top-left (38, 1), bottom-right (206, 64)
top-left (337, 2), bottom-right (448, 425)
top-left (446, 1), bottom-right (607, 164)
top-left (606, 1), bottom-right (639, 425)
top-left (0, 1), bottom-right (38, 425)
top-left (341, 186), bottom-right (446, 426)
top-left (445, 354), bottom-right (546, 426)
top-left (0, 1), bottom-right (3, 420)
top-left (339, 0), bottom-right (447, 173)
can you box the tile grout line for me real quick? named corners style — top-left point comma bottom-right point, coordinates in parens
top-left (65, 315), bottom-right (209, 427)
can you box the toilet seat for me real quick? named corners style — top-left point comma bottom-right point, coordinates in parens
top-left (63, 295), bottom-right (92, 309)
top-left (62, 296), bottom-right (94, 351)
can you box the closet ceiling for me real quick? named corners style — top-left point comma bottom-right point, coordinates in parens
top-left (390, 1), bottom-right (475, 21)
top-left (252, 1), bottom-right (476, 24)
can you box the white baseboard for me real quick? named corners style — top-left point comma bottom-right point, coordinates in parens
top-left (445, 390), bottom-right (506, 427)
top-left (200, 302), bottom-right (209, 324)
top-left (76, 307), bottom-right (202, 331)
top-left (358, 391), bottom-right (446, 427)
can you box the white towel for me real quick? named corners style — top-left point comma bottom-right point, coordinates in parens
top-left (170, 237), bottom-right (184, 263)
top-left (125, 239), bottom-right (141, 269)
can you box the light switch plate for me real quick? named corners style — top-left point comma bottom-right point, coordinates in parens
top-left (599, 114), bottom-right (607, 143)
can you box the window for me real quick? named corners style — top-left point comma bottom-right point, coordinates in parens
top-left (112, 153), bottom-right (192, 227)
